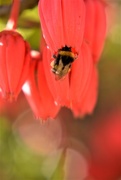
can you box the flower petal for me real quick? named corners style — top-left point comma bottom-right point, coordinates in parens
top-left (0, 35), bottom-right (9, 96)
top-left (72, 65), bottom-right (98, 117)
top-left (23, 55), bottom-right (60, 120)
top-left (38, 0), bottom-right (86, 52)
top-left (84, 0), bottom-right (106, 62)
top-left (92, 0), bottom-right (106, 62)
top-left (42, 46), bottom-right (70, 106)
top-left (84, 0), bottom-right (95, 48)
top-left (62, 0), bottom-right (85, 51)
top-left (22, 61), bottom-right (46, 119)
top-left (70, 42), bottom-right (97, 116)
top-left (15, 44), bottom-right (31, 97)
top-left (38, 59), bottom-right (60, 119)
top-left (70, 42), bottom-right (93, 104)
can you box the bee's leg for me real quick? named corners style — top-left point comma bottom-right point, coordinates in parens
top-left (50, 60), bottom-right (55, 68)
top-left (53, 54), bottom-right (57, 59)
top-left (74, 53), bottom-right (78, 59)
top-left (53, 51), bottom-right (58, 59)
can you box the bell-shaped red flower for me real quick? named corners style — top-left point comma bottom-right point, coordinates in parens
top-left (0, 30), bottom-right (31, 100)
top-left (22, 51), bottom-right (60, 120)
top-left (38, 0), bottom-right (106, 60)
top-left (38, 0), bottom-right (86, 53)
top-left (37, 0), bottom-right (106, 117)
top-left (40, 41), bottom-right (98, 117)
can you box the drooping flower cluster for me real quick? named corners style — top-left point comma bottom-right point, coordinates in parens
top-left (23, 0), bottom-right (107, 119)
top-left (32, 0), bottom-right (106, 119)
top-left (0, 0), bottom-right (107, 120)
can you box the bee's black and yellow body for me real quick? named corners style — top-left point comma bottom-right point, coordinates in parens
top-left (51, 46), bottom-right (77, 80)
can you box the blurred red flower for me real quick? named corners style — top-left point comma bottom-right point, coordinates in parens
top-left (89, 110), bottom-right (121, 179)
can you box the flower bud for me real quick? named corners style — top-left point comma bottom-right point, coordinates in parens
top-left (0, 30), bottom-right (31, 101)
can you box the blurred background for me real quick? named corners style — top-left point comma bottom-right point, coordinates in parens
top-left (0, 0), bottom-right (120, 179)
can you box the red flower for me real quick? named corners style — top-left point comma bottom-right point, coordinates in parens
top-left (38, 0), bottom-right (105, 117)
top-left (0, 30), bottom-right (31, 101)
top-left (38, 0), bottom-right (106, 62)
top-left (0, 88), bottom-right (4, 112)
top-left (89, 110), bottom-right (121, 179)
top-left (38, 0), bottom-right (86, 53)
top-left (40, 41), bottom-right (98, 117)
top-left (0, 0), bottom-right (32, 101)
top-left (22, 51), bottom-right (60, 120)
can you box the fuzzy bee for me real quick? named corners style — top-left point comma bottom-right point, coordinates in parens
top-left (51, 46), bottom-right (78, 80)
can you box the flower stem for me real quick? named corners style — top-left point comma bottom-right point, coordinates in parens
top-left (6, 0), bottom-right (20, 30)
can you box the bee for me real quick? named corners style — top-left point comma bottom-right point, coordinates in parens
top-left (51, 46), bottom-right (78, 80)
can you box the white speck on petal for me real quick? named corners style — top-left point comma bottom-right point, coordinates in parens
top-left (0, 42), bottom-right (3, 46)
top-left (54, 101), bottom-right (58, 106)
top-left (22, 83), bottom-right (31, 96)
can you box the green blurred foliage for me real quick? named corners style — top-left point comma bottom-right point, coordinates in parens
top-left (0, 118), bottom-right (45, 180)
top-left (51, 155), bottom-right (65, 180)
top-left (0, 0), bottom-right (12, 6)
top-left (0, 5), bottom-right (41, 50)
top-left (0, 117), bottom-right (64, 180)
top-left (18, 6), bottom-right (41, 49)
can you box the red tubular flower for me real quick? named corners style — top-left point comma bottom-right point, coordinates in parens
top-left (38, 0), bottom-right (86, 53)
top-left (38, 0), bottom-right (106, 61)
top-left (84, 0), bottom-right (107, 62)
top-left (22, 51), bottom-right (60, 120)
top-left (38, 0), bottom-right (106, 117)
top-left (40, 42), bottom-right (98, 117)
top-left (0, 30), bottom-right (31, 100)
top-left (0, 0), bottom-right (31, 100)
